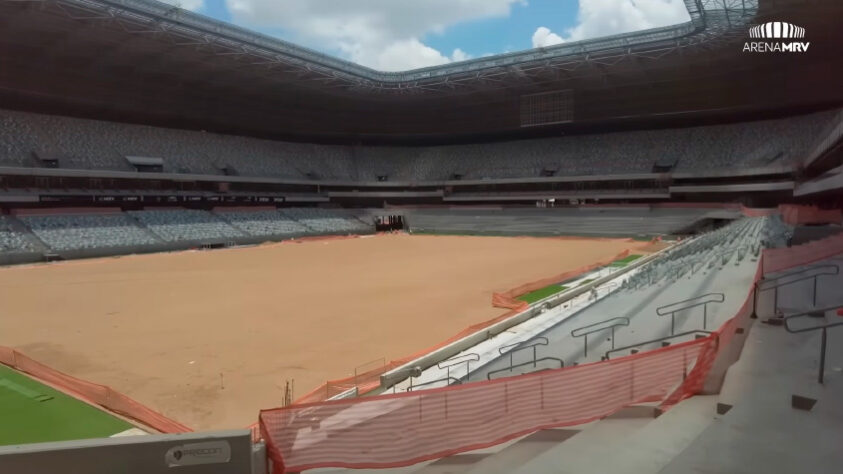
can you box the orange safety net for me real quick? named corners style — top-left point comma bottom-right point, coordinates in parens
top-left (259, 232), bottom-right (843, 472)
top-left (740, 206), bottom-right (778, 218)
top-left (763, 231), bottom-right (843, 274)
top-left (261, 334), bottom-right (715, 473)
top-left (260, 242), bottom-right (801, 473)
top-left (491, 248), bottom-right (632, 310)
top-left (778, 204), bottom-right (842, 226)
top-left (0, 347), bottom-right (191, 434)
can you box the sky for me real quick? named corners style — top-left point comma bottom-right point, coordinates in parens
top-left (161, 0), bottom-right (691, 71)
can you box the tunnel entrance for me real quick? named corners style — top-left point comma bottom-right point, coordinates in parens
top-left (375, 215), bottom-right (405, 232)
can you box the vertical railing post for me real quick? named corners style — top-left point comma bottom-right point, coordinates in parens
top-left (819, 328), bottom-right (827, 385)
top-left (751, 283), bottom-right (758, 319)
top-left (611, 326), bottom-right (616, 350)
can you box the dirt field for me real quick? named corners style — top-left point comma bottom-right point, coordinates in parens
top-left (0, 234), bottom-right (640, 430)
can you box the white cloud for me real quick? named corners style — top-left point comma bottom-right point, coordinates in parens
top-left (225, 0), bottom-right (523, 71)
top-left (533, 0), bottom-right (690, 47)
top-left (160, 0), bottom-right (205, 12)
top-left (451, 48), bottom-right (471, 62)
top-left (532, 26), bottom-right (564, 48)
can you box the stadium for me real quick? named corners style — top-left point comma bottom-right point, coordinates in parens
top-left (0, 0), bottom-right (842, 472)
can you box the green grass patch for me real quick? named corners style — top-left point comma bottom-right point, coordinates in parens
top-left (518, 284), bottom-right (569, 304)
top-left (578, 278), bottom-right (596, 286)
top-left (610, 254), bottom-right (643, 267)
top-left (0, 365), bottom-right (132, 446)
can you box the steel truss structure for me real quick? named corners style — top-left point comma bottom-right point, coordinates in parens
top-left (2, 0), bottom-right (758, 95)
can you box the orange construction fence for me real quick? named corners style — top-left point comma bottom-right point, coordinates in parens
top-left (0, 347), bottom-right (191, 434)
top-left (260, 250), bottom-right (777, 472)
top-left (763, 231), bottom-right (843, 274)
top-left (778, 204), bottom-right (842, 226)
top-left (740, 206), bottom-right (778, 218)
top-left (492, 248), bottom-right (631, 310)
top-left (262, 334), bottom-right (713, 473)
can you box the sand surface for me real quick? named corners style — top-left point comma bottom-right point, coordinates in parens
top-left (0, 234), bottom-right (639, 430)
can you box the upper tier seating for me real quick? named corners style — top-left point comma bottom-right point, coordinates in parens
top-left (19, 213), bottom-right (156, 251)
top-left (129, 210), bottom-right (244, 242)
top-left (405, 208), bottom-right (728, 237)
top-left (0, 108), bottom-right (836, 181)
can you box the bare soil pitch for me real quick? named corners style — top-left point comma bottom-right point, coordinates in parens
top-left (0, 234), bottom-right (639, 430)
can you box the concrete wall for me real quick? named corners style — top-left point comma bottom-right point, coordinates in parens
top-left (0, 430), bottom-right (255, 474)
top-left (0, 228), bottom-right (377, 267)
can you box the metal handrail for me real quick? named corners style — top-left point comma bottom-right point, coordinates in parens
top-left (498, 337), bottom-right (549, 370)
top-left (406, 376), bottom-right (462, 392)
top-left (657, 293), bottom-right (725, 335)
top-left (757, 264), bottom-right (839, 313)
top-left (604, 330), bottom-right (716, 360)
top-left (499, 337), bottom-right (549, 355)
top-left (571, 317), bottom-right (630, 357)
top-left (438, 353), bottom-right (480, 369)
top-left (437, 353), bottom-right (480, 383)
top-left (487, 357), bottom-right (564, 381)
top-left (783, 304), bottom-right (843, 384)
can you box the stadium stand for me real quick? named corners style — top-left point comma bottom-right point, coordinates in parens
top-left (0, 216), bottom-right (33, 252)
top-left (405, 207), bottom-right (729, 237)
top-left (0, 108), bottom-right (836, 181)
top-left (215, 210), bottom-right (309, 237)
top-left (128, 209), bottom-right (244, 242)
top-left (281, 208), bottom-right (373, 234)
top-left (19, 213), bottom-right (158, 251)
top-left (0, 208), bottom-right (376, 257)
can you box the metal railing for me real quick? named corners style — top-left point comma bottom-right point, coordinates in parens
top-left (571, 317), bottom-right (630, 357)
top-left (756, 264), bottom-right (839, 315)
top-left (783, 304), bottom-right (843, 384)
top-left (487, 358), bottom-right (564, 381)
top-left (406, 377), bottom-right (463, 392)
top-left (396, 354), bottom-right (481, 392)
top-left (498, 337), bottom-right (550, 370)
top-left (657, 293), bottom-right (725, 335)
top-left (437, 353), bottom-right (480, 383)
top-left (604, 330), bottom-right (716, 360)
top-left (486, 337), bottom-right (564, 380)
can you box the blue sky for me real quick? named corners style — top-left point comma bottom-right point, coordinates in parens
top-left (422, 0), bottom-right (580, 57)
top-left (170, 1), bottom-right (690, 71)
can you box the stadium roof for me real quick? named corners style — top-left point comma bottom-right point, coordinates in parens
top-left (0, 0), bottom-right (841, 142)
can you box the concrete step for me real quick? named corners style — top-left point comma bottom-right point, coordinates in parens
top-left (511, 396), bottom-right (718, 474)
top-left (511, 417), bottom-right (653, 473)
top-left (460, 429), bottom-right (579, 474)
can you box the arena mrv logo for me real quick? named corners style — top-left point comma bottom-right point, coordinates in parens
top-left (744, 22), bottom-right (810, 53)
